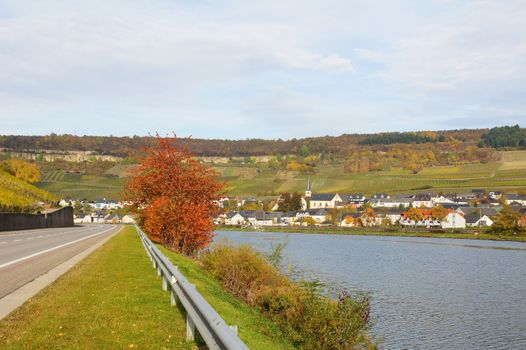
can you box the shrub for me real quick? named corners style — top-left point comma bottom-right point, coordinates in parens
top-left (200, 241), bottom-right (377, 349)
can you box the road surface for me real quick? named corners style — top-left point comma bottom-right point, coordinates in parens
top-left (0, 224), bottom-right (121, 298)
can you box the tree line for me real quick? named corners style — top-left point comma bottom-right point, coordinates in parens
top-left (480, 125), bottom-right (526, 148)
top-left (0, 128), bottom-right (493, 158)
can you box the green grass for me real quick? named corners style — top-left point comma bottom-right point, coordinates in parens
top-left (0, 226), bottom-right (194, 349)
top-left (0, 226), bottom-right (295, 350)
top-left (157, 245), bottom-right (296, 350)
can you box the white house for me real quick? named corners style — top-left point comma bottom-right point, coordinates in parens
top-left (296, 209), bottom-right (329, 224)
top-left (224, 212), bottom-right (246, 225)
top-left (121, 215), bottom-right (136, 224)
top-left (74, 213), bottom-right (92, 224)
top-left (308, 194), bottom-right (342, 209)
top-left (441, 212), bottom-right (466, 229)
top-left (466, 214), bottom-right (493, 227)
top-left (505, 194), bottom-right (526, 206)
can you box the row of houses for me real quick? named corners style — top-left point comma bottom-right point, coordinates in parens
top-left (59, 198), bottom-right (126, 210)
top-left (74, 213), bottom-right (135, 224)
top-left (217, 205), bottom-right (503, 229)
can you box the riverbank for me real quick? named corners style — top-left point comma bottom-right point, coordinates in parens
top-left (217, 225), bottom-right (526, 242)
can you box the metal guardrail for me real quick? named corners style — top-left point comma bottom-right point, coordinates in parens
top-left (135, 225), bottom-right (250, 350)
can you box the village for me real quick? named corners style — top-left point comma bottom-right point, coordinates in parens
top-left (215, 179), bottom-right (526, 230)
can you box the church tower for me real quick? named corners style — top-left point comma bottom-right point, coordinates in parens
top-left (305, 176), bottom-right (312, 198)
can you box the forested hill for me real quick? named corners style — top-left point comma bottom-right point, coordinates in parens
top-left (0, 126), bottom-right (524, 157)
top-left (0, 128), bottom-right (489, 157)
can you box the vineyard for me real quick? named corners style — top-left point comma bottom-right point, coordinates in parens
top-left (0, 169), bottom-right (56, 211)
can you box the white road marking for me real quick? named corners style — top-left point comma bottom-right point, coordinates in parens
top-left (13, 239), bottom-right (21, 242)
top-left (0, 226), bottom-right (116, 270)
top-left (0, 242), bottom-right (7, 245)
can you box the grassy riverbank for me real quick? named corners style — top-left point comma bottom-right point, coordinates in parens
top-left (0, 226), bottom-right (294, 349)
top-left (217, 226), bottom-right (526, 243)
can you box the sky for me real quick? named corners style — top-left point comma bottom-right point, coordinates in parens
top-left (0, 0), bottom-right (525, 139)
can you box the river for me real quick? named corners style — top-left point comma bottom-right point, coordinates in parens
top-left (214, 230), bottom-right (526, 349)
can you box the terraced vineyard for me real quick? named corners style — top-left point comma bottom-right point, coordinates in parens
top-left (34, 150), bottom-right (526, 199)
top-left (217, 151), bottom-right (526, 196)
top-left (40, 170), bottom-right (66, 182)
top-left (0, 169), bottom-right (56, 209)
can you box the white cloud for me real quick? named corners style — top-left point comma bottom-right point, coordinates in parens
top-left (0, 0), bottom-right (524, 138)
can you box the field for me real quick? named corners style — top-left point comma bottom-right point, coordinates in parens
top-left (35, 151), bottom-right (526, 199)
top-left (37, 171), bottom-right (125, 200)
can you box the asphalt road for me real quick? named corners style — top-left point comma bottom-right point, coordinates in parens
top-left (0, 224), bottom-right (121, 298)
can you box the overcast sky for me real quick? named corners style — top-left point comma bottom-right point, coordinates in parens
top-left (1, 0), bottom-right (525, 139)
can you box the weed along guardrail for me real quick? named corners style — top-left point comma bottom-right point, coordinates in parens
top-left (135, 225), bottom-right (250, 350)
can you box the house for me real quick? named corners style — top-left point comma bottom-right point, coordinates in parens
top-left (59, 197), bottom-right (76, 207)
top-left (372, 193), bottom-right (390, 199)
top-left (505, 194), bottom-right (526, 206)
top-left (441, 212), bottom-right (466, 229)
top-left (74, 213), bottom-right (92, 224)
top-left (340, 213), bottom-right (361, 227)
top-left (339, 193), bottom-right (366, 206)
top-left (399, 209), bottom-right (453, 228)
top-left (104, 214), bottom-right (121, 224)
top-left (280, 211), bottom-right (298, 225)
top-left (90, 198), bottom-right (123, 210)
top-left (456, 207), bottom-right (498, 218)
top-left (488, 191), bottom-right (502, 200)
top-left (121, 214), bottom-right (136, 224)
top-left (465, 213), bottom-right (493, 227)
top-left (296, 208), bottom-right (329, 224)
top-left (371, 197), bottom-right (411, 208)
top-left (375, 208), bottom-right (403, 225)
top-left (308, 193), bottom-right (342, 209)
top-left (91, 212), bottom-right (105, 223)
top-left (224, 211), bottom-right (246, 225)
top-left (411, 194), bottom-right (433, 208)
top-left (240, 210), bottom-right (282, 226)
top-left (431, 194), bottom-right (455, 205)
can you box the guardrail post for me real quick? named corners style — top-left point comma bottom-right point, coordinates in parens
top-left (170, 276), bottom-right (178, 306)
top-left (186, 315), bottom-right (195, 341)
top-left (229, 325), bottom-right (239, 336)
top-left (162, 276), bottom-right (168, 291)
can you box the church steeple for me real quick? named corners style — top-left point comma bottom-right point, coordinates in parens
top-left (305, 176), bottom-right (312, 198)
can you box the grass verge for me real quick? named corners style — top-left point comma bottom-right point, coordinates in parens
top-left (0, 226), bottom-right (193, 349)
top-left (0, 226), bottom-right (295, 349)
top-left (157, 245), bottom-right (297, 350)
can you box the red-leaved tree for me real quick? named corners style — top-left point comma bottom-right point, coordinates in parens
top-left (125, 137), bottom-right (224, 255)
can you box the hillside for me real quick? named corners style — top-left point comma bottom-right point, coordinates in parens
top-left (0, 169), bottom-right (56, 211)
top-left (217, 150), bottom-right (526, 196)
top-left (0, 128), bottom-right (490, 157)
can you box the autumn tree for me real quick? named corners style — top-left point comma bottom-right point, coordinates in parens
top-left (430, 205), bottom-right (449, 221)
top-left (406, 207), bottom-right (425, 222)
top-left (490, 205), bottom-right (521, 235)
top-left (277, 192), bottom-right (303, 212)
top-left (125, 137), bottom-right (224, 255)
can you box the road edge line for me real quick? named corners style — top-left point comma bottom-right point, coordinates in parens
top-left (0, 225), bottom-right (124, 320)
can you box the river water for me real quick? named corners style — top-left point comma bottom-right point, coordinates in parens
top-left (214, 231), bottom-right (526, 349)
